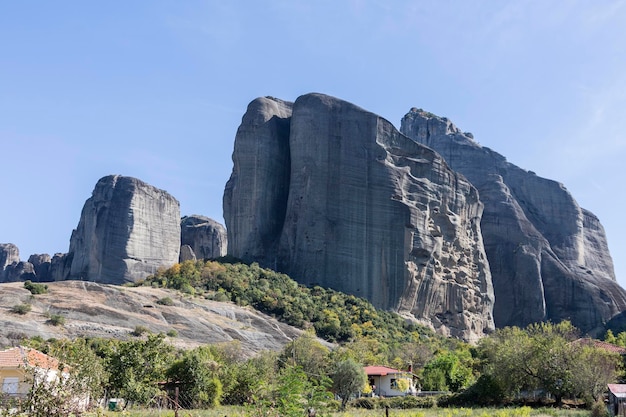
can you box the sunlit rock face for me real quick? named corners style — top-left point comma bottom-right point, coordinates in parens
top-left (401, 108), bottom-right (626, 335)
top-left (67, 175), bottom-right (181, 284)
top-left (225, 94), bottom-right (495, 342)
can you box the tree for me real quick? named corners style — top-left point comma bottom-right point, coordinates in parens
top-left (106, 334), bottom-right (175, 406)
top-left (422, 350), bottom-right (474, 392)
top-left (167, 346), bottom-right (222, 408)
top-left (279, 330), bottom-right (330, 383)
top-left (331, 359), bottom-right (366, 410)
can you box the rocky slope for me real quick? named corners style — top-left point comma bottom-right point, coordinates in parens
top-left (0, 281), bottom-right (305, 355)
top-left (400, 108), bottom-right (626, 334)
top-left (225, 93), bottom-right (495, 342)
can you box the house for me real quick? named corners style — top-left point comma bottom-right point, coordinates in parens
top-left (0, 346), bottom-right (66, 400)
top-left (608, 384), bottom-right (626, 416)
top-left (364, 365), bottom-right (417, 397)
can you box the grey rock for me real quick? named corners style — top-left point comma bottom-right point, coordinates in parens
top-left (179, 245), bottom-right (196, 262)
top-left (180, 215), bottom-right (227, 261)
top-left (49, 253), bottom-right (72, 281)
top-left (67, 175), bottom-right (181, 284)
top-left (28, 254), bottom-right (52, 281)
top-left (4, 261), bottom-right (36, 282)
top-left (224, 97), bottom-right (293, 263)
top-left (401, 108), bottom-right (626, 334)
top-left (225, 94), bottom-right (495, 341)
top-left (0, 243), bottom-right (20, 281)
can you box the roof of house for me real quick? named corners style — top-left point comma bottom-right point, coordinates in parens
top-left (573, 338), bottom-right (626, 354)
top-left (608, 384), bottom-right (626, 397)
top-left (0, 347), bottom-right (62, 371)
top-left (364, 365), bottom-right (405, 376)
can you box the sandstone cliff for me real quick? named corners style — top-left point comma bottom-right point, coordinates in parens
top-left (401, 108), bottom-right (626, 334)
top-left (224, 94), bottom-right (495, 341)
top-left (67, 175), bottom-right (181, 284)
top-left (180, 215), bottom-right (228, 261)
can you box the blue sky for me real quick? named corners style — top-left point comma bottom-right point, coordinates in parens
top-left (2, 1), bottom-right (625, 287)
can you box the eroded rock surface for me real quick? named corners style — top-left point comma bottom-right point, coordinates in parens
top-left (225, 94), bottom-right (494, 341)
top-left (67, 175), bottom-right (181, 284)
top-left (401, 108), bottom-right (626, 334)
top-left (180, 215), bottom-right (227, 261)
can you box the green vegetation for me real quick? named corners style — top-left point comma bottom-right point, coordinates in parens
top-left (157, 296), bottom-right (174, 306)
top-left (24, 279), bottom-right (48, 294)
top-left (11, 302), bottom-right (32, 314)
top-left (47, 313), bottom-right (66, 326)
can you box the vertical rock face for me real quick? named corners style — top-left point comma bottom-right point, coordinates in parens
top-left (401, 109), bottom-right (626, 334)
top-left (180, 215), bottom-right (227, 261)
top-left (0, 244), bottom-right (20, 281)
top-left (224, 97), bottom-right (293, 265)
top-left (225, 94), bottom-right (495, 341)
top-left (68, 175), bottom-right (181, 284)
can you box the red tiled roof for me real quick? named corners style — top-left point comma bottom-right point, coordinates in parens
top-left (608, 384), bottom-right (626, 394)
top-left (573, 338), bottom-right (626, 354)
top-left (364, 365), bottom-right (403, 376)
top-left (0, 347), bottom-right (61, 371)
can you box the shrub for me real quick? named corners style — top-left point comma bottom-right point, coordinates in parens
top-left (166, 329), bottom-right (178, 337)
top-left (383, 395), bottom-right (436, 409)
top-left (48, 314), bottom-right (65, 326)
top-left (11, 303), bottom-right (32, 315)
top-left (351, 397), bottom-right (379, 409)
top-left (131, 325), bottom-right (151, 336)
top-left (591, 400), bottom-right (609, 417)
top-left (24, 280), bottom-right (48, 294)
top-left (157, 297), bottom-right (174, 306)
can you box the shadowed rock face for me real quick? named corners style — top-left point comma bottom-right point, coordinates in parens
top-left (401, 108), bottom-right (626, 334)
top-left (224, 94), bottom-right (495, 341)
top-left (67, 175), bottom-right (181, 284)
top-left (0, 243), bottom-right (20, 282)
top-left (180, 215), bottom-right (227, 261)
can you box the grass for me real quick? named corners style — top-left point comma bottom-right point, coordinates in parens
top-left (86, 406), bottom-right (589, 417)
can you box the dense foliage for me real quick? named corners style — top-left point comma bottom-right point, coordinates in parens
top-left (140, 259), bottom-right (434, 344)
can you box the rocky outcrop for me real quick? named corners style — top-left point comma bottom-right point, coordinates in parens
top-left (401, 108), bottom-right (626, 334)
top-left (225, 94), bottom-right (495, 341)
top-left (180, 215), bottom-right (227, 261)
top-left (0, 244), bottom-right (20, 281)
top-left (67, 175), bottom-right (181, 284)
top-left (28, 254), bottom-right (52, 281)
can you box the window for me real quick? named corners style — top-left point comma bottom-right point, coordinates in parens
top-left (2, 377), bottom-right (19, 394)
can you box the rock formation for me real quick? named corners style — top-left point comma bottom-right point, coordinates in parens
top-left (66, 175), bottom-right (181, 284)
top-left (400, 108), bottom-right (626, 334)
top-left (225, 94), bottom-right (495, 341)
top-left (180, 215), bottom-right (227, 261)
top-left (0, 243), bottom-right (20, 282)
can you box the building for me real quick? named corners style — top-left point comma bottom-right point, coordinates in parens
top-left (608, 384), bottom-right (626, 416)
top-left (0, 346), bottom-right (65, 399)
top-left (364, 365), bottom-right (417, 397)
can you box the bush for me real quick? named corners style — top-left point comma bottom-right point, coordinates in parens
top-left (591, 400), bottom-right (609, 417)
top-left (131, 325), bottom-right (151, 336)
top-left (157, 297), bottom-right (174, 306)
top-left (166, 329), bottom-right (178, 337)
top-left (384, 395), bottom-right (436, 409)
top-left (11, 303), bottom-right (32, 315)
top-left (350, 397), bottom-right (379, 409)
top-left (24, 280), bottom-right (48, 294)
top-left (48, 314), bottom-right (65, 326)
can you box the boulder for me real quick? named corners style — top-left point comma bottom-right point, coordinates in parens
top-left (180, 215), bottom-right (227, 261)
top-left (67, 175), bottom-right (181, 284)
top-left (401, 108), bottom-right (626, 334)
top-left (225, 94), bottom-right (495, 341)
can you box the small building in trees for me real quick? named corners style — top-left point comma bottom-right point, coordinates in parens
top-left (0, 346), bottom-right (65, 399)
top-left (364, 365), bottom-right (417, 397)
top-left (608, 384), bottom-right (626, 416)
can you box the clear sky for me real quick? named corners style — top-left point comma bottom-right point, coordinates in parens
top-left (2, 1), bottom-right (625, 287)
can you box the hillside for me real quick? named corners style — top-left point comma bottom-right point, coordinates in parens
top-left (0, 280), bottom-right (305, 354)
